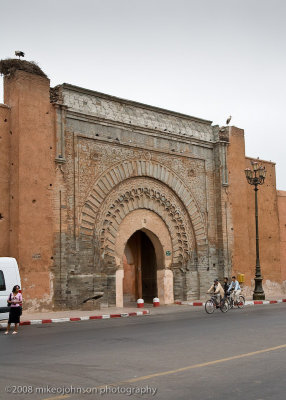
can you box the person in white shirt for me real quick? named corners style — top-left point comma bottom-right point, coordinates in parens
top-left (207, 279), bottom-right (225, 306)
top-left (227, 276), bottom-right (241, 304)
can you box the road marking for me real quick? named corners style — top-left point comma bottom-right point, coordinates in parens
top-left (126, 343), bottom-right (286, 383)
top-left (41, 343), bottom-right (286, 400)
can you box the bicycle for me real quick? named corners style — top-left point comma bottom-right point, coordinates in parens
top-left (226, 290), bottom-right (245, 309)
top-left (205, 293), bottom-right (228, 314)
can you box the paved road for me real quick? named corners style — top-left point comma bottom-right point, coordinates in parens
top-left (1, 304), bottom-right (286, 400)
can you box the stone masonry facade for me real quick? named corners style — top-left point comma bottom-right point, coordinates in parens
top-left (51, 84), bottom-right (228, 309)
top-left (0, 62), bottom-right (285, 311)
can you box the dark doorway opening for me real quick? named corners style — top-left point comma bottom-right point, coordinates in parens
top-left (141, 231), bottom-right (157, 302)
top-left (123, 230), bottom-right (157, 304)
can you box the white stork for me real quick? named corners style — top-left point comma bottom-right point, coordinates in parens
top-left (15, 51), bottom-right (25, 59)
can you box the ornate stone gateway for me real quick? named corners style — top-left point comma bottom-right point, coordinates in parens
top-left (1, 63), bottom-right (285, 311)
top-left (51, 83), bottom-right (231, 309)
top-left (78, 166), bottom-right (204, 306)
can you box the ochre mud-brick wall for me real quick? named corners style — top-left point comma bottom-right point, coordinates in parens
top-left (227, 126), bottom-right (285, 295)
top-left (2, 71), bottom-right (56, 310)
top-left (278, 191), bottom-right (286, 282)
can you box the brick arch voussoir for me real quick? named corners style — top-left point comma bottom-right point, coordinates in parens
top-left (96, 183), bottom-right (194, 266)
top-left (79, 160), bottom-right (206, 244)
top-left (100, 205), bottom-right (189, 266)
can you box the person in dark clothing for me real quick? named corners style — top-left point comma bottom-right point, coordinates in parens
top-left (223, 277), bottom-right (229, 299)
top-left (4, 285), bottom-right (22, 335)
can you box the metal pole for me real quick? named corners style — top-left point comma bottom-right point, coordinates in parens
top-left (245, 163), bottom-right (266, 300)
top-left (253, 184), bottom-right (265, 300)
top-left (59, 190), bottom-right (62, 301)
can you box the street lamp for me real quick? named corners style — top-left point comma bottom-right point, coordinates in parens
top-left (244, 161), bottom-right (266, 300)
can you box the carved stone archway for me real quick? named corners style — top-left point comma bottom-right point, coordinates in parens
top-left (78, 161), bottom-right (208, 305)
top-left (114, 209), bottom-right (174, 306)
top-left (80, 159), bottom-right (207, 247)
top-left (83, 177), bottom-right (196, 269)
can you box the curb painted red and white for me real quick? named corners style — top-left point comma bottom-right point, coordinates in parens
top-left (175, 301), bottom-right (205, 306)
top-left (245, 299), bottom-right (286, 305)
top-left (175, 299), bottom-right (286, 307)
top-left (0, 310), bottom-right (150, 329)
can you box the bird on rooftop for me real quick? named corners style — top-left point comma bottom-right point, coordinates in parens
top-left (15, 51), bottom-right (25, 59)
top-left (226, 115), bottom-right (232, 125)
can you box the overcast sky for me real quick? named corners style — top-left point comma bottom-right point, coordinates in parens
top-left (1, 0), bottom-right (285, 188)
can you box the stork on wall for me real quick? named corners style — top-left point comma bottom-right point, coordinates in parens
top-left (15, 51), bottom-right (25, 59)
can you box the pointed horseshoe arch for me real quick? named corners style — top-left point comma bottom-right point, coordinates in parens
top-left (95, 177), bottom-right (196, 266)
top-left (114, 211), bottom-right (175, 306)
top-left (79, 159), bottom-right (207, 247)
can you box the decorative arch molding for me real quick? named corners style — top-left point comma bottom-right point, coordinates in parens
top-left (100, 178), bottom-right (195, 266)
top-left (81, 177), bottom-right (195, 267)
top-left (79, 159), bottom-right (207, 247)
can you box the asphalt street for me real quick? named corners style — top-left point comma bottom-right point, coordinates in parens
top-left (0, 304), bottom-right (286, 400)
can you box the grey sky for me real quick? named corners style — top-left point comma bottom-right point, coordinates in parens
top-left (1, 0), bottom-right (285, 188)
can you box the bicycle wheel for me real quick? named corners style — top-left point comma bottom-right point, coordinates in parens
top-left (237, 295), bottom-right (245, 309)
top-left (220, 299), bottom-right (228, 313)
top-left (205, 300), bottom-right (215, 314)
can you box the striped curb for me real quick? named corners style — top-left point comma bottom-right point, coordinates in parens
top-left (245, 299), bottom-right (285, 305)
top-left (175, 299), bottom-right (286, 307)
top-left (0, 310), bottom-right (150, 328)
top-left (175, 301), bottom-right (205, 306)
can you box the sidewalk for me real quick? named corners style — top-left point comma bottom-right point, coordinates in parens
top-left (1, 299), bottom-right (285, 329)
top-left (0, 303), bottom-right (185, 329)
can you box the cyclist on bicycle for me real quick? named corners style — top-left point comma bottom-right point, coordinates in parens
top-left (223, 277), bottom-right (229, 297)
top-left (227, 276), bottom-right (241, 304)
top-left (207, 279), bottom-right (224, 306)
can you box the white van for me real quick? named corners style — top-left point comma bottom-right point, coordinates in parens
top-left (0, 258), bottom-right (21, 321)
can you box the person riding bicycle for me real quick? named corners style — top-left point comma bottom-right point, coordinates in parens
top-left (227, 276), bottom-right (241, 304)
top-left (223, 277), bottom-right (229, 298)
top-left (207, 279), bottom-right (224, 306)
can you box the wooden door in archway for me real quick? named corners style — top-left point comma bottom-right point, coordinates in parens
top-left (123, 230), bottom-right (157, 304)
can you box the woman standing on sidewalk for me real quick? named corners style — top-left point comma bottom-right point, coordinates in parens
top-left (5, 285), bottom-right (22, 335)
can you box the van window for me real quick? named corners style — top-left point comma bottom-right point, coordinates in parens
top-left (0, 270), bottom-right (6, 291)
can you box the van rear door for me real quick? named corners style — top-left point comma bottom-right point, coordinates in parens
top-left (0, 258), bottom-right (21, 321)
top-left (0, 268), bottom-right (9, 319)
